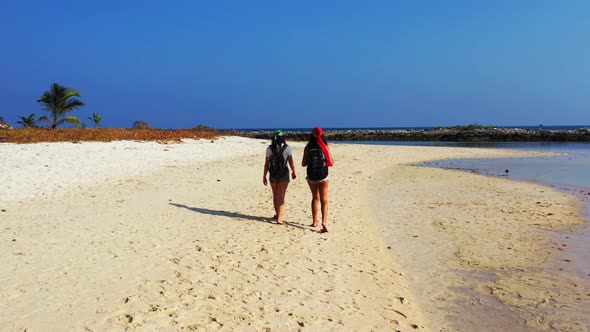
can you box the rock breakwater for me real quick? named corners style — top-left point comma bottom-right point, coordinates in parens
top-left (230, 127), bottom-right (590, 142)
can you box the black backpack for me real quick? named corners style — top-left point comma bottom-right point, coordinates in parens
top-left (306, 147), bottom-right (329, 181)
top-left (268, 145), bottom-right (288, 177)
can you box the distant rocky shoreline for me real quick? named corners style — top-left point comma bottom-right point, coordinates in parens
top-left (232, 127), bottom-right (590, 142)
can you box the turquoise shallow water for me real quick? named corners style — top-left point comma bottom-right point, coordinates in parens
top-left (346, 141), bottom-right (590, 224)
top-left (343, 141), bottom-right (590, 192)
top-left (408, 143), bottom-right (590, 216)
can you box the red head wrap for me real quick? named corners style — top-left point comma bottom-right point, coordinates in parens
top-left (311, 127), bottom-right (332, 167)
top-left (312, 127), bottom-right (323, 138)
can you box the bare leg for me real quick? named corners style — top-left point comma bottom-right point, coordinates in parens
top-left (273, 181), bottom-right (289, 224)
top-left (318, 180), bottom-right (329, 232)
top-left (270, 182), bottom-right (279, 219)
top-left (307, 181), bottom-right (320, 227)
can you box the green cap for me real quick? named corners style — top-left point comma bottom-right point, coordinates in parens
top-left (275, 129), bottom-right (284, 136)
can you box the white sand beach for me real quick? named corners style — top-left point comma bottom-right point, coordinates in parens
top-left (0, 137), bottom-right (588, 331)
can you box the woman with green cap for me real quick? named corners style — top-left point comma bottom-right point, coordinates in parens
top-left (263, 130), bottom-right (297, 224)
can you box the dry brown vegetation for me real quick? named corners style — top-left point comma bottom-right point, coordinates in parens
top-left (0, 128), bottom-right (223, 144)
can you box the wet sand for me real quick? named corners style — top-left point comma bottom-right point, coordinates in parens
top-left (366, 157), bottom-right (589, 330)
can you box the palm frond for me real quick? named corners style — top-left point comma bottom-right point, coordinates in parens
top-left (50, 82), bottom-right (65, 96)
top-left (57, 116), bottom-right (82, 127)
top-left (37, 91), bottom-right (55, 112)
top-left (88, 113), bottom-right (102, 128)
top-left (37, 115), bottom-right (51, 128)
top-left (63, 89), bottom-right (82, 100)
top-left (16, 113), bottom-right (38, 128)
top-left (63, 99), bottom-right (85, 112)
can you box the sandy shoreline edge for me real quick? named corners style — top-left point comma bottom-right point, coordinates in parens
top-left (1, 137), bottom-right (588, 331)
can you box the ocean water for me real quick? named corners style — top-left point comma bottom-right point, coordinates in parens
top-left (345, 141), bottom-right (590, 190)
top-left (349, 141), bottom-right (590, 221)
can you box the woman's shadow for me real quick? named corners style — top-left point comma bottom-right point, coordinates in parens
top-left (169, 202), bottom-right (311, 231)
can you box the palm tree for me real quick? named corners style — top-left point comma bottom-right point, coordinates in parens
top-left (88, 113), bottom-right (102, 128)
top-left (37, 82), bottom-right (85, 129)
top-left (17, 113), bottom-right (39, 128)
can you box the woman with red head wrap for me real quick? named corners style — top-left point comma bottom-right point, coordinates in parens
top-left (301, 127), bottom-right (334, 233)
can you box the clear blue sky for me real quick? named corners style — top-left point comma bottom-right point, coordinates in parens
top-left (1, 1), bottom-right (589, 129)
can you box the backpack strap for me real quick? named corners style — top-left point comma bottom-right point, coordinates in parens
top-left (270, 144), bottom-right (287, 157)
top-left (278, 144), bottom-right (288, 155)
top-left (279, 145), bottom-right (288, 164)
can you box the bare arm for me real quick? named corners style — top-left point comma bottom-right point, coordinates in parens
top-left (263, 156), bottom-right (270, 186)
top-left (301, 146), bottom-right (308, 167)
top-left (288, 155), bottom-right (297, 179)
